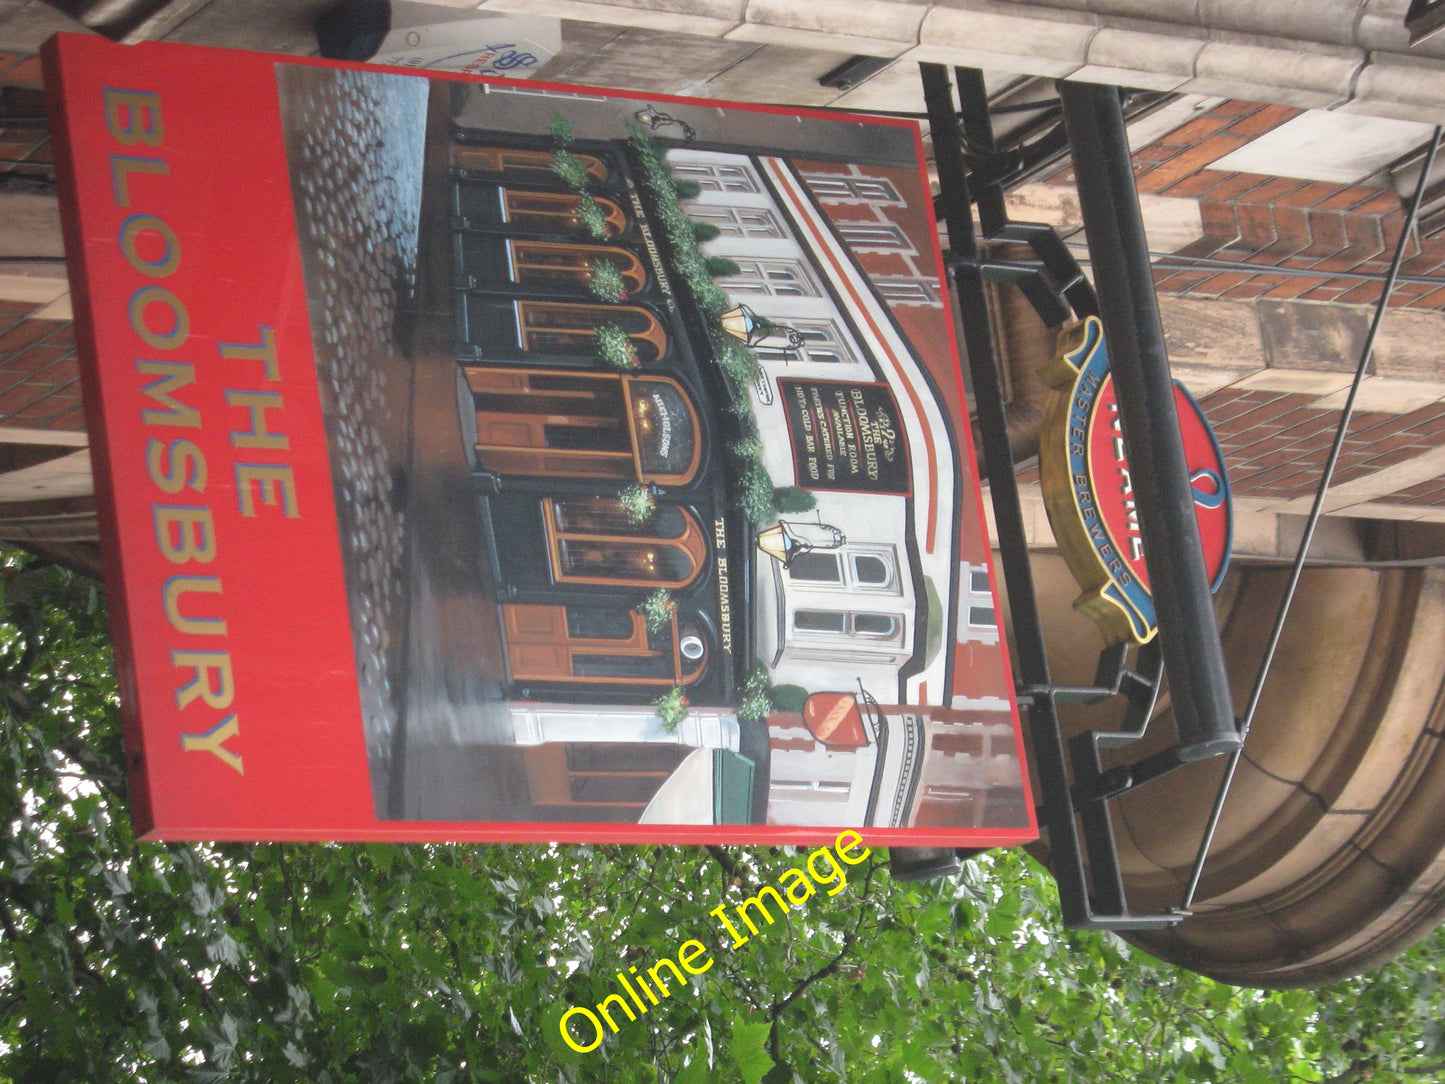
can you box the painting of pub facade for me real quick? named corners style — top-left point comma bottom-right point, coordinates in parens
top-left (426, 92), bottom-right (1026, 833)
top-left (265, 65), bottom-right (1028, 832)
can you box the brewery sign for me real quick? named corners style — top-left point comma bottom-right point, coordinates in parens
top-left (1038, 315), bottom-right (1232, 645)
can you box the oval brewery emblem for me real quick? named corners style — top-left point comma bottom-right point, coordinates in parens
top-left (1037, 315), bottom-right (1232, 645)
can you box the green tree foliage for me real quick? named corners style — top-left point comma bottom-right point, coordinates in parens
top-left (4, 550), bottom-right (1445, 1083)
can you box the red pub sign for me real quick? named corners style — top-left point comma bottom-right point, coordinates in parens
top-left (44, 33), bottom-right (1034, 846)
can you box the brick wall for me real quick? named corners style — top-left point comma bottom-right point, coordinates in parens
top-left (0, 300), bottom-right (83, 431)
top-left (1199, 389), bottom-right (1445, 502)
top-left (1044, 100), bottom-right (1445, 312)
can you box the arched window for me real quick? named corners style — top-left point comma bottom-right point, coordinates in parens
top-left (464, 368), bottom-right (701, 486)
top-left (544, 498), bottom-right (707, 588)
top-left (515, 301), bottom-right (666, 363)
top-left (501, 190), bottom-right (627, 237)
top-left (507, 241), bottom-right (647, 294)
top-left (452, 145), bottom-right (610, 184)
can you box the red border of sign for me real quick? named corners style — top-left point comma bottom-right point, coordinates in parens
top-left (43, 33), bottom-right (1036, 848)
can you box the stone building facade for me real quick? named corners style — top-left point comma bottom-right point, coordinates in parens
top-left (4, 1), bottom-right (1445, 985)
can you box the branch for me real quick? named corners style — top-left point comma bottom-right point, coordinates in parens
top-left (767, 860), bottom-right (880, 1021)
top-left (705, 845), bottom-right (742, 883)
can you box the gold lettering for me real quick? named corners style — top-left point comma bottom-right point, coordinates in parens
top-left (225, 390), bottom-right (288, 450)
top-left (172, 650), bottom-right (233, 710)
top-left (219, 325), bottom-right (280, 381)
top-left (110, 155), bottom-right (168, 206)
top-left (179, 713), bottom-right (243, 774)
top-left (119, 213), bottom-right (180, 277)
top-left (136, 361), bottom-right (199, 427)
top-left (162, 575), bottom-right (226, 635)
top-left (153, 505), bottom-right (216, 564)
top-left (235, 463), bottom-right (299, 518)
top-left (130, 286), bottom-right (189, 351)
top-left (145, 437), bottom-right (206, 494)
top-left (103, 88), bottom-right (162, 146)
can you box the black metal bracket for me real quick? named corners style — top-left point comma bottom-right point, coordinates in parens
top-left (922, 63), bottom-right (1238, 930)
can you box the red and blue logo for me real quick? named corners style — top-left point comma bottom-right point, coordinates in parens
top-left (1039, 315), bottom-right (1232, 645)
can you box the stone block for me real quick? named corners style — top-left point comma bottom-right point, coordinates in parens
top-left (694, 43), bottom-right (852, 106)
top-left (1159, 295), bottom-right (1267, 370)
top-left (1257, 299), bottom-right (1370, 373)
top-left (1071, 26), bottom-right (1203, 91)
top-left (1347, 53), bottom-right (1445, 120)
top-left (912, 3), bottom-right (1097, 79)
top-left (728, 0), bottom-right (926, 56)
top-left (1197, 0), bottom-right (1361, 47)
top-left (478, 0), bottom-right (746, 38)
top-left (539, 25), bottom-right (757, 93)
top-left (1185, 35), bottom-right (1362, 110)
top-left (1087, 0), bottom-right (1200, 21)
top-left (1372, 309), bottom-right (1445, 382)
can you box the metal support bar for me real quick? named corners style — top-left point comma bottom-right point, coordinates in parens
top-left (1057, 81), bottom-right (1238, 764)
top-left (923, 62), bottom-right (1092, 926)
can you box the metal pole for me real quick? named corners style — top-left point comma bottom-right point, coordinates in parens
top-left (1057, 82), bottom-right (1238, 762)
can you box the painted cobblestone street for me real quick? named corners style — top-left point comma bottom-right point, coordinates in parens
top-left (279, 66), bottom-right (515, 820)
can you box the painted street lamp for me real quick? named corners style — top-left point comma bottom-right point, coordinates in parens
top-left (633, 104), bottom-right (697, 143)
top-left (719, 303), bottom-right (807, 352)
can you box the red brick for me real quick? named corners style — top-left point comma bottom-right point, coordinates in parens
top-left (1239, 446), bottom-right (1305, 470)
top-left (1135, 133), bottom-right (1252, 189)
top-left (1341, 213), bottom-right (1385, 257)
top-left (1237, 177), bottom-right (1310, 206)
top-left (1274, 181), bottom-right (1351, 208)
top-left (0, 299), bottom-right (38, 321)
top-left (1162, 169), bottom-right (1229, 198)
top-left (1288, 430), bottom-right (1342, 457)
top-left (1208, 99), bottom-right (1263, 117)
top-left (1134, 142), bottom-right (1182, 162)
top-left (1154, 268), bottom-right (1218, 292)
top-left (1301, 285), bottom-right (1349, 302)
top-left (1365, 445), bottom-right (1429, 471)
top-left (1349, 413), bottom-right (1419, 440)
top-left (0, 318), bottom-right (59, 357)
top-left (1389, 280), bottom-right (1433, 296)
top-left (1235, 203), bottom-right (1277, 247)
top-left (0, 383), bottom-right (52, 417)
top-left (1197, 172), bottom-right (1265, 202)
top-left (1399, 248), bottom-right (1445, 277)
top-left (1222, 280), bottom-right (1277, 300)
top-left (1226, 103), bottom-right (1304, 138)
top-left (1408, 285), bottom-right (1445, 309)
top-left (1202, 392), bottom-right (1277, 425)
top-left (1158, 113), bottom-right (1236, 146)
top-left (1191, 271), bottom-right (1259, 295)
top-left (47, 406), bottom-right (87, 431)
top-left (1199, 199), bottom-right (1240, 241)
top-left (1265, 206), bottom-right (1311, 255)
top-left (1338, 280), bottom-right (1386, 305)
top-left (1315, 186), bottom-right (1382, 211)
top-left (1262, 276), bottom-right (1328, 299)
top-left (4, 344), bottom-right (71, 378)
top-left (1354, 191), bottom-right (1405, 215)
top-left (1236, 462), bottom-right (1317, 490)
top-left (1229, 395), bottom-right (1316, 429)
